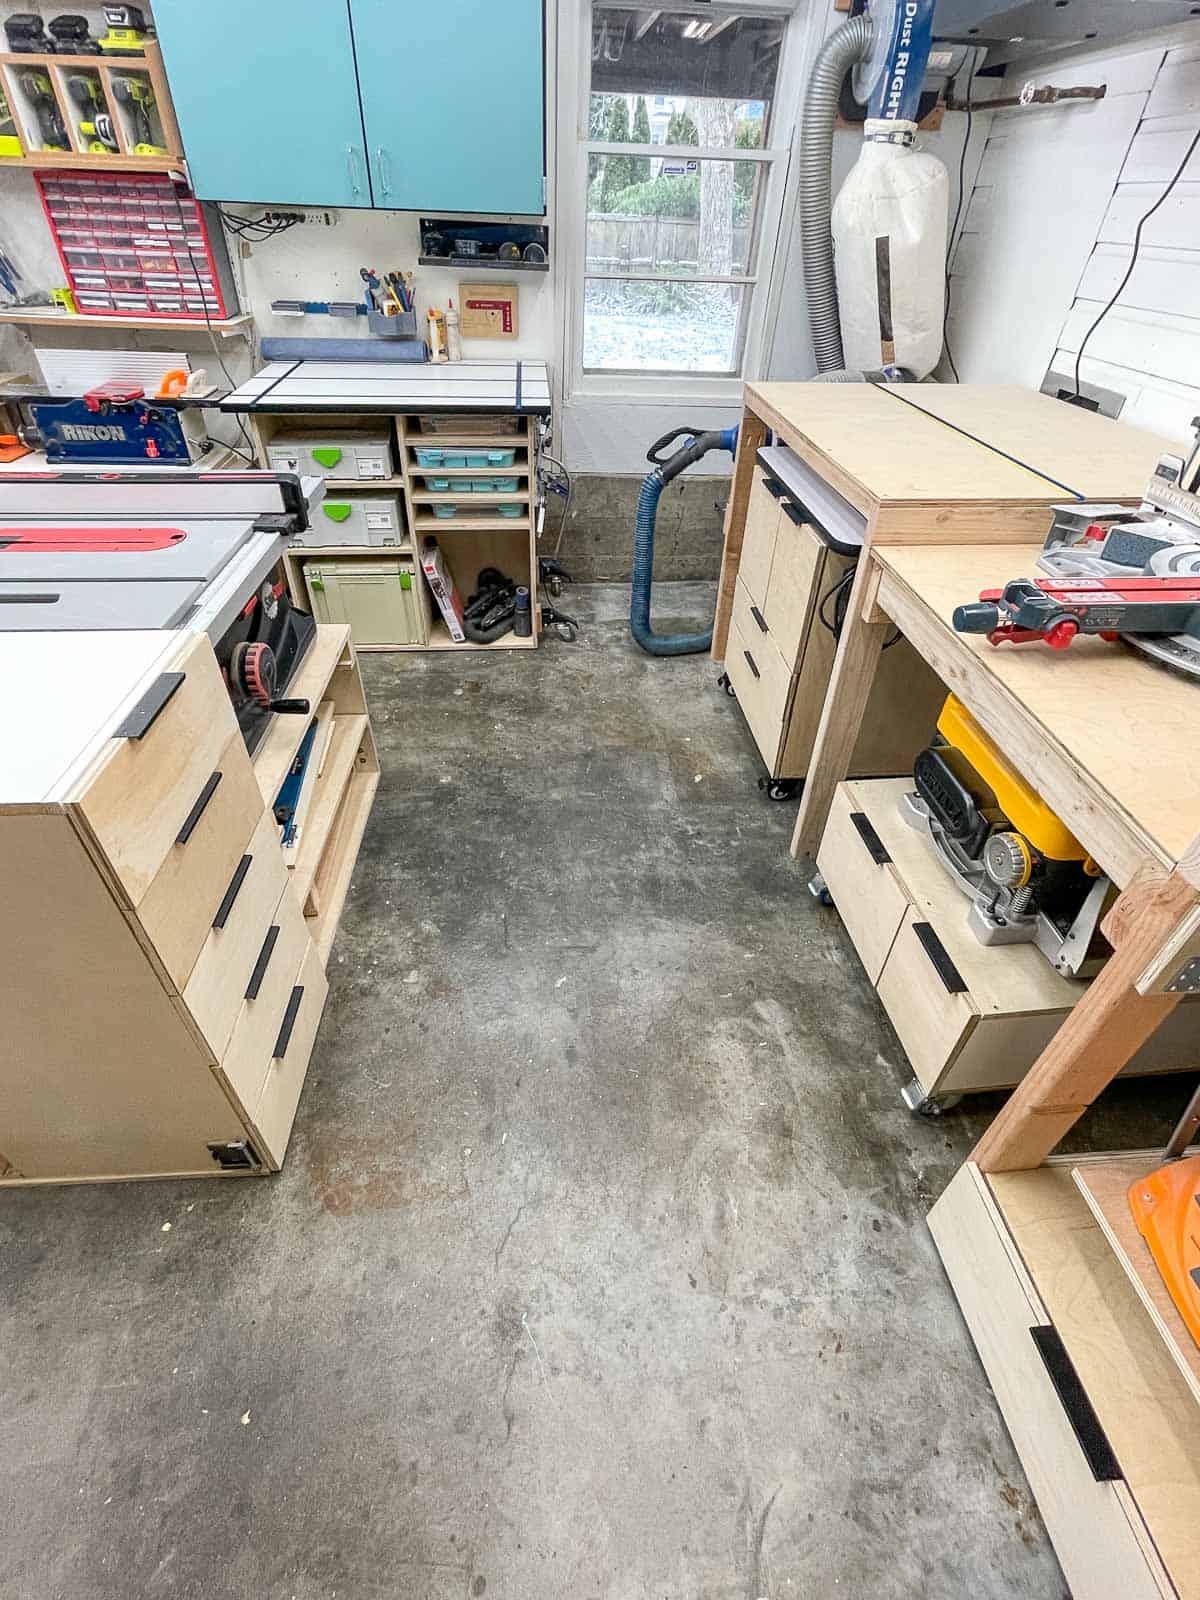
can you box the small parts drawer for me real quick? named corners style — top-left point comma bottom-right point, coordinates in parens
top-left (738, 466), bottom-right (785, 608)
top-left (70, 635), bottom-right (241, 904)
top-left (876, 910), bottom-right (977, 1092)
top-left (815, 784), bottom-right (909, 984)
top-left (183, 808), bottom-right (291, 1060)
top-left (135, 733), bottom-right (269, 991)
top-left (220, 877), bottom-right (312, 1123)
top-left (726, 587), bottom-right (795, 767)
top-left (248, 942), bottom-right (328, 1169)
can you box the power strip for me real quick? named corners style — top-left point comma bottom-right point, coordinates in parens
top-left (261, 210), bottom-right (339, 227)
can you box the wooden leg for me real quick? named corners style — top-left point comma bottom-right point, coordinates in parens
top-left (973, 869), bottom-right (1199, 1173)
top-left (711, 407), bottom-right (768, 661)
top-left (790, 556), bottom-right (888, 861)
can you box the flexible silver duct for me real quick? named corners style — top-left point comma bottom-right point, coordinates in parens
top-left (800, 14), bottom-right (874, 373)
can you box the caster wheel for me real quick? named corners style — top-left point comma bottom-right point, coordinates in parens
top-left (766, 779), bottom-right (800, 802)
top-left (554, 621), bottom-right (577, 642)
top-left (717, 671), bottom-right (736, 700)
top-left (807, 872), bottom-right (833, 907)
top-left (901, 1077), bottom-right (962, 1118)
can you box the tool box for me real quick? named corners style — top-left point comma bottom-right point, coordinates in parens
top-left (267, 428), bottom-right (394, 482)
top-left (303, 557), bottom-right (423, 646)
top-left (292, 494), bottom-right (404, 548)
top-left (413, 447), bottom-right (517, 470)
top-left (35, 171), bottom-right (238, 319)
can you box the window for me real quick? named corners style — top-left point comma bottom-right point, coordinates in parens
top-left (573, 5), bottom-right (790, 384)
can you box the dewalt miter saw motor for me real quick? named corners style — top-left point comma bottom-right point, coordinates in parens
top-left (901, 695), bottom-right (1112, 977)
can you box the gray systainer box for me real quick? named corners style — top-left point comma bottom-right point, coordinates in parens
top-left (304, 557), bottom-right (424, 647)
top-left (294, 494), bottom-right (404, 548)
top-left (266, 427), bottom-right (394, 482)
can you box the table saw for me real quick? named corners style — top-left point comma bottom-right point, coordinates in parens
top-left (0, 469), bottom-right (322, 752)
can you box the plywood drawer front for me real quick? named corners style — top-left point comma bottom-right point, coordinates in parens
top-left (763, 510), bottom-right (825, 669)
top-left (726, 589), bottom-right (794, 768)
top-left (72, 635), bottom-right (241, 903)
top-left (137, 734), bottom-right (269, 991)
top-left (876, 910), bottom-right (978, 1091)
top-left (816, 782), bottom-right (909, 983)
top-left (220, 878), bottom-right (312, 1121)
top-left (183, 809), bottom-right (290, 1061)
top-left (738, 467), bottom-right (784, 608)
top-left (247, 942), bottom-right (328, 1169)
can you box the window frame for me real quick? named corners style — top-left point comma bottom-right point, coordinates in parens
top-left (560, 0), bottom-right (803, 404)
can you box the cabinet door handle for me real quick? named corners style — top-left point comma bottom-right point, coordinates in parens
top-left (762, 476), bottom-right (784, 499)
top-left (749, 605), bottom-right (768, 634)
top-left (780, 501), bottom-right (806, 527)
top-left (346, 145), bottom-right (363, 197)
top-left (175, 771), bottom-right (222, 846)
top-left (742, 649), bottom-right (760, 680)
top-left (273, 985), bottom-right (304, 1059)
top-left (912, 921), bottom-right (968, 995)
top-left (376, 146), bottom-right (393, 199)
top-left (212, 854), bottom-right (252, 930)
top-left (849, 811), bottom-right (890, 866)
top-left (245, 925), bottom-right (279, 1001)
top-left (115, 670), bottom-right (185, 740)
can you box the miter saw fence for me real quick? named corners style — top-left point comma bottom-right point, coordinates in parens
top-left (951, 421), bottom-right (1200, 679)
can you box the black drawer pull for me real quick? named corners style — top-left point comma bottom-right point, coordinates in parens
top-left (273, 985), bottom-right (304, 1059)
top-left (750, 604), bottom-right (768, 634)
top-left (742, 649), bottom-right (760, 680)
top-left (245, 925), bottom-right (279, 1001)
top-left (1030, 1325), bottom-right (1122, 1482)
top-left (850, 811), bottom-right (891, 865)
top-left (115, 671), bottom-right (185, 739)
top-left (780, 500), bottom-right (806, 527)
top-left (212, 854), bottom-right (252, 930)
top-left (762, 476), bottom-right (785, 499)
top-left (912, 921), bottom-right (968, 994)
top-left (175, 771), bottom-right (222, 846)
top-left (0, 591), bottom-right (59, 603)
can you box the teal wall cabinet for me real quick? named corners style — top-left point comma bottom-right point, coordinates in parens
top-left (154, 0), bottom-right (546, 214)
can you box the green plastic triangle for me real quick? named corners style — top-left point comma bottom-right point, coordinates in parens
top-left (312, 446), bottom-right (344, 468)
top-left (399, 571), bottom-right (412, 589)
top-left (323, 503), bottom-right (352, 523)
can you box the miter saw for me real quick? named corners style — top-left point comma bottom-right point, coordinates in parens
top-left (901, 694), bottom-right (1112, 977)
top-left (953, 419), bottom-right (1200, 678)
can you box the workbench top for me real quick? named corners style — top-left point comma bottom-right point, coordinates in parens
top-left (744, 383), bottom-right (1173, 515)
top-left (221, 358), bottom-right (552, 416)
top-left (874, 541), bottom-right (1200, 877)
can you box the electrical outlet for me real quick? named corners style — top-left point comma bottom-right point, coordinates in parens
top-left (299, 211), bottom-right (338, 227)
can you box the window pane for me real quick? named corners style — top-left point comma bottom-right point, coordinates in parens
top-left (590, 9), bottom-right (783, 144)
top-left (583, 279), bottom-right (746, 374)
top-left (587, 153), bottom-right (762, 276)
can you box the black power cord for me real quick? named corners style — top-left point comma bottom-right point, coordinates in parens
top-left (942, 53), bottom-right (978, 384)
top-left (1073, 123), bottom-right (1200, 398)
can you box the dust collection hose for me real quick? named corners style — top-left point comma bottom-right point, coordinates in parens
top-left (800, 13), bottom-right (873, 372)
top-left (630, 425), bottom-right (739, 656)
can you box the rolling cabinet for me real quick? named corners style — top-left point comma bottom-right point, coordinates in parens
top-left (817, 779), bottom-right (1200, 1111)
top-left (0, 624), bottom-right (377, 1185)
top-left (719, 453), bottom-right (946, 799)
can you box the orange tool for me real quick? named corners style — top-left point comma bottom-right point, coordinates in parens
top-left (0, 432), bottom-right (31, 463)
top-left (1129, 1081), bottom-right (1200, 1350)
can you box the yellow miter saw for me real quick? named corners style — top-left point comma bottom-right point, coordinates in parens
top-left (901, 695), bottom-right (1111, 977)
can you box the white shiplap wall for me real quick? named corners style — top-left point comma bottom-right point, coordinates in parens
top-left (949, 28), bottom-right (1200, 445)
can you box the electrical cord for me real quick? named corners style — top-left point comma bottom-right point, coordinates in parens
top-left (217, 206), bottom-right (302, 243)
top-left (942, 53), bottom-right (978, 384)
top-left (1073, 122), bottom-right (1200, 398)
top-left (818, 562), bottom-right (901, 648)
top-left (170, 186), bottom-right (259, 464)
top-left (541, 452), bottom-right (574, 557)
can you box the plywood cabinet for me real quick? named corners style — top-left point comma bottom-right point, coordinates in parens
top-left (0, 625), bottom-right (378, 1185)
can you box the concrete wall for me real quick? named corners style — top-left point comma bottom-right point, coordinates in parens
top-left (550, 472), bottom-right (729, 582)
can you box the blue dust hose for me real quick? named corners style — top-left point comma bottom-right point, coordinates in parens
top-left (630, 424), bottom-right (739, 656)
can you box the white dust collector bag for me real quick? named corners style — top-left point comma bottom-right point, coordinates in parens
top-left (832, 120), bottom-right (949, 379)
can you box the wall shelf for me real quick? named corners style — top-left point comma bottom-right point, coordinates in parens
top-left (0, 310), bottom-right (253, 335)
top-left (418, 256), bottom-right (548, 273)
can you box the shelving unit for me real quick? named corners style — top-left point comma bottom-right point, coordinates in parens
top-left (0, 43), bottom-right (183, 171)
top-left (245, 404), bottom-right (540, 654)
top-left (0, 310), bottom-right (251, 334)
top-left (418, 256), bottom-right (549, 273)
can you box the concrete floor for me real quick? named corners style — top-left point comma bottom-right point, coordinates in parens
top-left (0, 584), bottom-right (1186, 1600)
